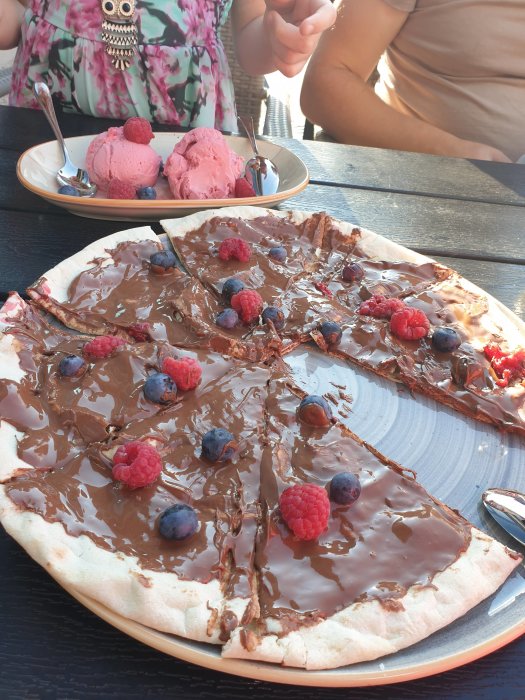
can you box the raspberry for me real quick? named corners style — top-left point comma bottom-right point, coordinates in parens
top-left (230, 289), bottom-right (264, 324)
top-left (279, 484), bottom-right (330, 540)
top-left (107, 178), bottom-right (137, 199)
top-left (358, 294), bottom-right (406, 319)
top-left (123, 116), bottom-right (154, 144)
top-left (314, 282), bottom-right (333, 298)
top-left (112, 440), bottom-right (162, 489)
top-left (162, 356), bottom-right (202, 391)
top-left (218, 238), bottom-right (252, 263)
top-left (484, 343), bottom-right (525, 387)
top-left (234, 177), bottom-right (256, 198)
top-left (127, 322), bottom-right (151, 342)
top-left (83, 335), bottom-right (126, 358)
top-left (390, 307), bottom-right (430, 341)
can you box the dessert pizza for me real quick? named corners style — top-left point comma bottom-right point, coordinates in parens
top-left (0, 206), bottom-right (523, 672)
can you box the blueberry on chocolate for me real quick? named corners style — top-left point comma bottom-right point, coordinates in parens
top-left (58, 354), bottom-right (86, 378)
top-left (268, 246), bottom-right (287, 262)
top-left (149, 250), bottom-right (179, 274)
top-left (262, 306), bottom-right (286, 331)
top-left (298, 395), bottom-right (333, 427)
top-left (159, 504), bottom-right (198, 541)
top-left (342, 262), bottom-right (364, 283)
top-left (216, 308), bottom-right (239, 329)
top-left (330, 472), bottom-right (361, 505)
top-left (222, 278), bottom-right (245, 304)
top-left (143, 372), bottom-right (177, 404)
top-left (319, 320), bottom-right (342, 346)
top-left (432, 327), bottom-right (462, 353)
top-left (201, 428), bottom-right (237, 463)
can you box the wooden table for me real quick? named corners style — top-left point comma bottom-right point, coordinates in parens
top-left (1, 104), bottom-right (524, 699)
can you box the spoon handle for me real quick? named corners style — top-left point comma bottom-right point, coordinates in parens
top-left (33, 82), bottom-right (71, 164)
top-left (238, 116), bottom-right (259, 156)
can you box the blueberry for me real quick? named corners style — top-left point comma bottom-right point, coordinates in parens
top-left (58, 354), bottom-right (86, 377)
top-left (137, 186), bottom-right (157, 200)
top-left (58, 185), bottom-right (80, 197)
top-left (297, 395), bottom-right (333, 427)
top-left (342, 262), bottom-right (364, 283)
top-left (262, 306), bottom-right (286, 331)
top-left (319, 320), bottom-right (342, 346)
top-left (432, 327), bottom-right (462, 353)
top-left (216, 308), bottom-right (239, 329)
top-left (149, 250), bottom-right (178, 273)
top-left (201, 428), bottom-right (237, 463)
top-left (143, 372), bottom-right (177, 404)
top-left (268, 246), bottom-right (287, 262)
top-left (329, 472), bottom-right (361, 505)
top-left (159, 504), bottom-right (198, 541)
top-left (222, 278), bottom-right (245, 304)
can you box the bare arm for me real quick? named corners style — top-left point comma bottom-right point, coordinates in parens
top-left (301, 0), bottom-right (511, 161)
top-left (0, 0), bottom-right (24, 49)
top-left (231, 0), bottom-right (336, 77)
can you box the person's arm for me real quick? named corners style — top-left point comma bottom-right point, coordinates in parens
top-left (231, 0), bottom-right (337, 78)
top-left (301, 0), bottom-right (511, 162)
top-left (0, 0), bottom-right (24, 49)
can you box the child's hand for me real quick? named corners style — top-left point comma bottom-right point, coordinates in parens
top-left (263, 0), bottom-right (336, 76)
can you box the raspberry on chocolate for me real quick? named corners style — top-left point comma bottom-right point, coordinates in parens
top-left (234, 177), bottom-right (256, 198)
top-left (218, 238), bottom-right (252, 263)
top-left (83, 335), bottom-right (125, 359)
top-left (230, 289), bottom-right (263, 324)
top-left (126, 322), bottom-right (152, 342)
top-left (298, 395), bottom-right (333, 427)
top-left (484, 343), bottom-right (525, 388)
top-left (123, 116), bottom-right (154, 144)
top-left (112, 440), bottom-right (162, 489)
top-left (162, 356), bottom-right (202, 391)
top-left (279, 483), bottom-right (330, 540)
top-left (358, 295), bottom-right (406, 319)
top-left (107, 178), bottom-right (137, 200)
top-left (390, 307), bottom-right (430, 341)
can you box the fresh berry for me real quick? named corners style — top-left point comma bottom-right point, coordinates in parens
top-left (319, 320), bottom-right (342, 346)
top-left (83, 335), bottom-right (125, 359)
top-left (149, 250), bottom-right (179, 273)
top-left (143, 372), bottom-right (177, 404)
top-left (107, 178), bottom-right (136, 199)
top-left (158, 503), bottom-right (198, 540)
top-left (358, 294), bottom-right (406, 319)
top-left (484, 343), bottom-right (525, 388)
top-left (216, 308), bottom-right (239, 329)
top-left (390, 307), bottom-right (430, 341)
top-left (329, 472), bottom-right (361, 505)
top-left (432, 327), bottom-right (462, 353)
top-left (231, 289), bottom-right (264, 324)
top-left (162, 356), bottom-right (202, 391)
top-left (268, 246), bottom-right (287, 263)
top-left (126, 322), bottom-right (152, 342)
top-left (342, 262), bottom-right (364, 283)
top-left (279, 484), bottom-right (330, 540)
top-left (218, 238), bottom-right (252, 263)
top-left (123, 116), bottom-right (154, 144)
top-left (201, 428), bottom-right (237, 463)
top-left (234, 177), bottom-right (256, 198)
top-left (262, 306), bottom-right (286, 331)
top-left (58, 354), bottom-right (86, 377)
top-left (58, 185), bottom-right (80, 197)
top-left (221, 277), bottom-right (245, 304)
top-left (314, 281), bottom-right (333, 298)
top-left (297, 395), bottom-right (333, 427)
top-left (137, 186), bottom-right (157, 200)
top-left (112, 440), bottom-right (162, 489)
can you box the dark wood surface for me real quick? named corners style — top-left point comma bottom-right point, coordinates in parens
top-left (1, 105), bottom-right (524, 699)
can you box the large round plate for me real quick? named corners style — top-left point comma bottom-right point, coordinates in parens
top-left (16, 133), bottom-right (309, 221)
top-left (60, 350), bottom-right (525, 686)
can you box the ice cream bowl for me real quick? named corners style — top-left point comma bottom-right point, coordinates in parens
top-left (17, 133), bottom-right (309, 222)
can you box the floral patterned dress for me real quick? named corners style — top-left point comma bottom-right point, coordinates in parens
top-left (9, 0), bottom-right (237, 130)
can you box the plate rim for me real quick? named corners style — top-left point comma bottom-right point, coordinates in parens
top-left (15, 133), bottom-right (310, 210)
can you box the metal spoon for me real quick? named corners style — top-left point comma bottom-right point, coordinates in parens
top-left (482, 488), bottom-right (525, 545)
top-left (33, 82), bottom-right (97, 197)
top-left (238, 116), bottom-right (280, 196)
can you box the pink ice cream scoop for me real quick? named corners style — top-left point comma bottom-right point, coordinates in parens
top-left (164, 127), bottom-right (245, 200)
top-left (85, 127), bottom-right (161, 191)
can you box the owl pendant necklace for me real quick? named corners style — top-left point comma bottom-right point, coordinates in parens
top-left (100, 0), bottom-right (138, 71)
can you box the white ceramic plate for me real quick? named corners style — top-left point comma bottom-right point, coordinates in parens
top-left (16, 133), bottom-right (309, 221)
top-left (58, 351), bottom-right (525, 687)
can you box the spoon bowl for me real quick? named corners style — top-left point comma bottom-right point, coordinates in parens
top-left (482, 488), bottom-right (525, 546)
top-left (238, 116), bottom-right (280, 196)
top-left (33, 82), bottom-right (97, 197)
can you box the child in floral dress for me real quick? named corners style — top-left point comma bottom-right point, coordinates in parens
top-left (0, 0), bottom-right (335, 131)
